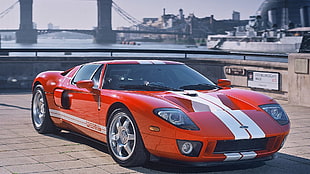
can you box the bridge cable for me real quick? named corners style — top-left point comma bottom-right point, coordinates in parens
top-left (111, 1), bottom-right (142, 25)
top-left (0, 1), bottom-right (19, 19)
top-left (111, 1), bottom-right (163, 32)
top-left (111, 1), bottom-right (188, 34)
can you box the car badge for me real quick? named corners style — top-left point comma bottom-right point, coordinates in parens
top-left (240, 125), bottom-right (249, 129)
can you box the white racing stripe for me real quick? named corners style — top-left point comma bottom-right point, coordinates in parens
top-left (171, 91), bottom-right (265, 140)
top-left (199, 93), bottom-right (265, 139)
top-left (230, 110), bottom-right (265, 139)
top-left (151, 60), bottom-right (166, 64)
top-left (49, 109), bottom-right (106, 134)
top-left (137, 60), bottom-right (153, 64)
top-left (213, 110), bottom-right (250, 139)
top-left (172, 91), bottom-right (250, 140)
top-left (137, 60), bottom-right (166, 64)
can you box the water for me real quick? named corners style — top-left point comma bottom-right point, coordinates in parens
top-left (1, 38), bottom-right (197, 49)
top-left (0, 38), bottom-right (288, 62)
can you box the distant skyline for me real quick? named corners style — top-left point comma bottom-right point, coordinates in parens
top-left (0, 0), bottom-right (264, 29)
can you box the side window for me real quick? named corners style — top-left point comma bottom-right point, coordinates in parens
top-left (72, 64), bottom-right (102, 84)
top-left (92, 66), bottom-right (103, 88)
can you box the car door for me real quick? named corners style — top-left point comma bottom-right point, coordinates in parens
top-left (70, 64), bottom-right (103, 125)
top-left (54, 64), bottom-right (104, 132)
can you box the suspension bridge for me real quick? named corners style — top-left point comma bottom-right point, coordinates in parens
top-left (0, 0), bottom-right (189, 43)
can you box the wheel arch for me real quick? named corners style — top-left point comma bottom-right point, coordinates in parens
top-left (32, 81), bottom-right (42, 91)
top-left (32, 71), bottom-right (64, 93)
top-left (106, 102), bottom-right (130, 126)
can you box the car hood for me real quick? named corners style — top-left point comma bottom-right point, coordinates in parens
top-left (139, 89), bottom-right (284, 139)
top-left (157, 89), bottom-right (274, 113)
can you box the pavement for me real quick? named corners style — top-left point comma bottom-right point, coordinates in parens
top-left (0, 92), bottom-right (309, 174)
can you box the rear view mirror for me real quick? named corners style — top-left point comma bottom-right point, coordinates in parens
top-left (217, 79), bottom-right (231, 88)
top-left (76, 80), bottom-right (94, 90)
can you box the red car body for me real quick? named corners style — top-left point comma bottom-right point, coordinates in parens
top-left (31, 60), bottom-right (290, 167)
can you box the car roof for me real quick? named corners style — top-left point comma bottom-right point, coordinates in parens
top-left (90, 60), bottom-right (184, 65)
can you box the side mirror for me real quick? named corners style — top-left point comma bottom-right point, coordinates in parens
top-left (217, 79), bottom-right (231, 88)
top-left (76, 80), bottom-right (94, 90)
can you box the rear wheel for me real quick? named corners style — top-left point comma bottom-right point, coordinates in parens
top-left (31, 85), bottom-right (57, 134)
top-left (107, 108), bottom-right (149, 167)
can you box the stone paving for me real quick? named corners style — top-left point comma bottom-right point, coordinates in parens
top-left (0, 92), bottom-right (309, 174)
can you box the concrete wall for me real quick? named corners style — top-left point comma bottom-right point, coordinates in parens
top-left (0, 56), bottom-right (288, 100)
top-left (222, 60), bottom-right (288, 100)
top-left (288, 53), bottom-right (310, 107)
top-left (0, 57), bottom-right (93, 89)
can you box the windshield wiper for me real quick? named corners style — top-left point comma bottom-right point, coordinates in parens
top-left (180, 83), bottom-right (220, 90)
top-left (119, 85), bottom-right (149, 91)
top-left (120, 82), bottom-right (181, 91)
top-left (146, 82), bottom-right (182, 91)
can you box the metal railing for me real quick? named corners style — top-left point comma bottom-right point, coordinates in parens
top-left (0, 48), bottom-right (288, 61)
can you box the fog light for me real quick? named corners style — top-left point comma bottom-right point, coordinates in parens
top-left (177, 140), bottom-right (202, 157)
top-left (182, 142), bottom-right (193, 154)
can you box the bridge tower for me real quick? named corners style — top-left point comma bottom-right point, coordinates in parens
top-left (16, 0), bottom-right (37, 43)
top-left (96, 0), bottom-right (116, 43)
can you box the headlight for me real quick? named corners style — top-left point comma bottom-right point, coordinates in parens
top-left (153, 108), bottom-right (199, 130)
top-left (259, 104), bottom-right (289, 125)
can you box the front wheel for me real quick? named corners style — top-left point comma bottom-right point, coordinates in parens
top-left (31, 85), bottom-right (57, 134)
top-left (107, 108), bottom-right (149, 167)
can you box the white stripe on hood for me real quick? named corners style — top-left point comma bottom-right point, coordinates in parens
top-left (171, 91), bottom-right (265, 140)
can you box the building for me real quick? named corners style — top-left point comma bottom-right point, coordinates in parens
top-left (47, 23), bottom-right (59, 29)
top-left (144, 9), bottom-right (249, 38)
top-left (232, 11), bottom-right (241, 21)
top-left (118, 8), bottom-right (249, 42)
top-left (118, 0), bottom-right (310, 42)
top-left (0, 32), bottom-right (15, 41)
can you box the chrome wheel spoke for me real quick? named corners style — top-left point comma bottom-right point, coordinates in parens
top-left (39, 113), bottom-right (44, 121)
top-left (116, 117), bottom-right (121, 128)
top-left (123, 119), bottom-right (130, 129)
top-left (111, 133), bottom-right (119, 141)
top-left (127, 134), bottom-right (135, 141)
top-left (116, 144), bottom-right (123, 156)
top-left (109, 111), bottom-right (137, 161)
top-left (124, 143), bottom-right (132, 155)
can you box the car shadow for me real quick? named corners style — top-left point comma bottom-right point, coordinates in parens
top-left (139, 153), bottom-right (310, 173)
top-left (0, 103), bottom-right (30, 111)
top-left (142, 160), bottom-right (265, 173)
top-left (45, 130), bottom-right (109, 154)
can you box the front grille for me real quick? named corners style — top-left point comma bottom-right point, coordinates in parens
top-left (213, 138), bottom-right (269, 154)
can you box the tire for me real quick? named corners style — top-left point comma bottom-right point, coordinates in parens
top-left (107, 108), bottom-right (149, 167)
top-left (31, 85), bottom-right (57, 134)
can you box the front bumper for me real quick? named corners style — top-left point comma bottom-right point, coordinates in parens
top-left (143, 133), bottom-right (287, 163)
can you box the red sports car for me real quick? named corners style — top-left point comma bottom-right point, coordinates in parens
top-left (31, 60), bottom-right (290, 167)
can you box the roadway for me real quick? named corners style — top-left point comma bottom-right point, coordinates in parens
top-left (0, 92), bottom-right (309, 174)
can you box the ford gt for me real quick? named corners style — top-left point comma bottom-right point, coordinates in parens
top-left (31, 60), bottom-right (290, 167)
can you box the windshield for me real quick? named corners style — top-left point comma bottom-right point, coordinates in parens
top-left (103, 64), bottom-right (217, 91)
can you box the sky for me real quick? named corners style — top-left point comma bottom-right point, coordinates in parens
top-left (0, 0), bottom-right (264, 29)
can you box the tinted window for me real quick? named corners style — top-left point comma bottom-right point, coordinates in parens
top-left (72, 64), bottom-right (102, 84)
top-left (103, 64), bottom-right (215, 90)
